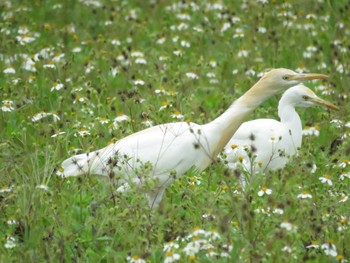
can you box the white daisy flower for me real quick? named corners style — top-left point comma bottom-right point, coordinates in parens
top-left (163, 241), bottom-right (180, 252)
top-left (302, 126), bottom-right (320, 136)
top-left (133, 79), bottom-right (145, 86)
top-left (339, 195), bottom-right (348, 203)
top-left (339, 172), bottom-right (350, 180)
top-left (135, 58), bottom-right (147, 64)
top-left (51, 131), bottom-right (66, 138)
top-left (0, 186), bottom-right (12, 193)
top-left (237, 49), bottom-right (249, 57)
top-left (321, 243), bottom-right (337, 257)
top-left (114, 114), bottom-right (130, 122)
top-left (51, 82), bottom-right (64, 91)
top-left (43, 63), bottom-right (56, 69)
top-left (258, 186), bottom-right (272, 196)
top-left (3, 67), bottom-right (16, 74)
top-left (156, 37), bottom-right (166, 44)
top-left (36, 184), bottom-right (49, 191)
top-left (72, 47), bottom-right (82, 53)
top-left (297, 191), bottom-right (312, 199)
top-left (185, 72), bottom-right (199, 79)
top-left (306, 241), bottom-right (319, 249)
top-left (74, 128), bottom-right (91, 137)
top-left (319, 175), bottom-right (333, 186)
top-left (280, 222), bottom-right (297, 232)
top-left (164, 251), bottom-right (180, 263)
top-left (126, 255), bottom-right (146, 263)
top-left (7, 219), bottom-right (17, 225)
top-left (339, 160), bottom-right (350, 168)
top-left (171, 111), bottom-right (184, 120)
top-left (4, 236), bottom-right (16, 249)
top-left (2, 100), bottom-right (14, 112)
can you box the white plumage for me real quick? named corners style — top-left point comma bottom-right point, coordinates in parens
top-left (223, 84), bottom-right (338, 185)
top-left (59, 69), bottom-right (329, 208)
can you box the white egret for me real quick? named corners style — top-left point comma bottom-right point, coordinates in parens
top-left (58, 69), bottom-right (328, 208)
top-left (223, 84), bottom-right (338, 185)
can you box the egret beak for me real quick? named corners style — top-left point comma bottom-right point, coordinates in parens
top-left (290, 73), bottom-right (329, 81)
top-left (308, 97), bottom-right (339, 110)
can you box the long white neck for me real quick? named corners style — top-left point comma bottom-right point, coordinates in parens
top-left (277, 97), bottom-right (303, 149)
top-left (204, 80), bottom-right (279, 156)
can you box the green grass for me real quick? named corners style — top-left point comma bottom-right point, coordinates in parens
top-left (1, 0), bottom-right (350, 262)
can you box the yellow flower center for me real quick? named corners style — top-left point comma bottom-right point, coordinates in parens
top-left (166, 251), bottom-right (174, 257)
top-left (340, 218), bottom-right (347, 224)
top-left (230, 144), bottom-right (238, 149)
top-left (222, 185), bottom-right (229, 191)
top-left (261, 186), bottom-right (268, 191)
top-left (133, 255), bottom-right (140, 260)
top-left (44, 23), bottom-right (51, 30)
top-left (337, 255), bottom-right (344, 261)
top-left (189, 255), bottom-right (196, 261)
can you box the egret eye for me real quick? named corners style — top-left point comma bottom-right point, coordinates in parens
top-left (302, 95), bottom-right (308, 100)
top-left (282, 75), bottom-right (289, 80)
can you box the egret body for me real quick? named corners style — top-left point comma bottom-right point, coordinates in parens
top-left (59, 69), bottom-right (328, 208)
top-left (223, 84), bottom-right (338, 184)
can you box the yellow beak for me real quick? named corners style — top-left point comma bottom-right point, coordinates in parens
top-left (308, 97), bottom-right (339, 110)
top-left (290, 73), bottom-right (329, 81)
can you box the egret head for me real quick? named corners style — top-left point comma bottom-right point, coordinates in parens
top-left (282, 84), bottom-right (339, 110)
top-left (260, 68), bottom-right (329, 91)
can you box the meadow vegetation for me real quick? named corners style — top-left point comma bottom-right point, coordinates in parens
top-left (0, 0), bottom-right (350, 262)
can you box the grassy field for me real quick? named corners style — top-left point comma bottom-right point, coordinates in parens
top-left (1, 0), bottom-right (350, 262)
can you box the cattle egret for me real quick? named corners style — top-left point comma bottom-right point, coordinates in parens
top-left (58, 69), bottom-right (328, 208)
top-left (223, 84), bottom-right (338, 186)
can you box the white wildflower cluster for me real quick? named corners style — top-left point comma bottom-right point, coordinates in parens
top-left (161, 227), bottom-right (232, 262)
top-left (31, 112), bottom-right (60, 122)
top-left (302, 125), bottom-right (320, 136)
top-left (280, 221), bottom-right (298, 232)
top-left (16, 26), bottom-right (40, 45)
top-left (306, 241), bottom-right (341, 259)
top-left (254, 206), bottom-right (284, 216)
top-left (4, 236), bottom-right (16, 249)
top-left (131, 51), bottom-right (147, 65)
top-left (258, 186), bottom-right (272, 196)
top-left (1, 99), bottom-right (15, 112)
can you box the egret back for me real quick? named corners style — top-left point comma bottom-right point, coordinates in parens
top-left (61, 122), bottom-right (214, 184)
